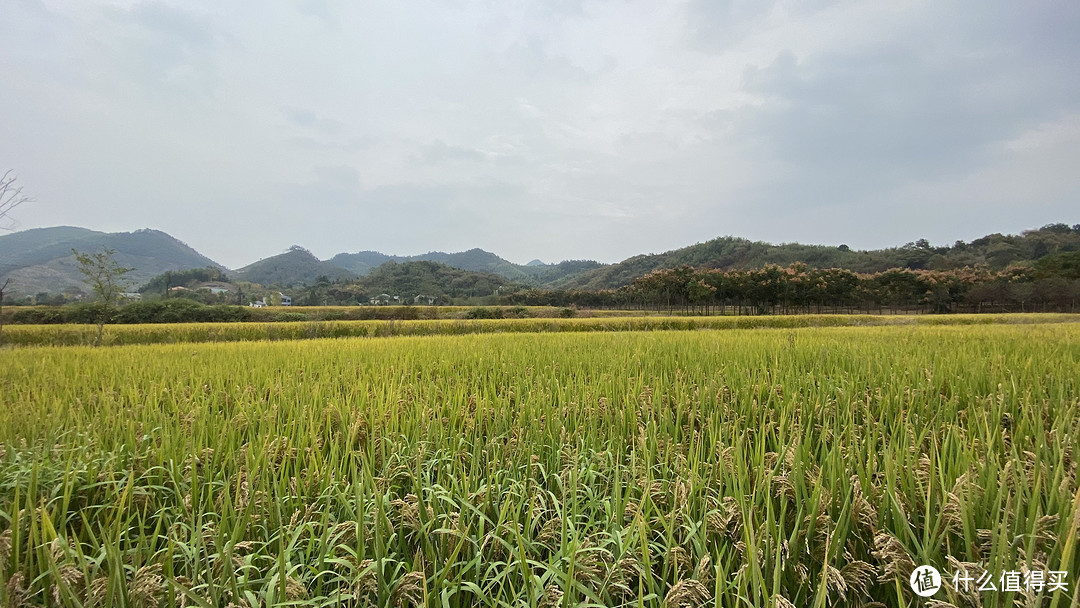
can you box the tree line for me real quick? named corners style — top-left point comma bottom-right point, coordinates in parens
top-left (501, 257), bottom-right (1080, 314)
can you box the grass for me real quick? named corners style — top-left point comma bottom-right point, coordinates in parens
top-left (1, 324), bottom-right (1078, 606)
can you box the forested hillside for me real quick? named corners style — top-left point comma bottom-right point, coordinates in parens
top-left (558, 224), bottom-right (1080, 290)
top-left (0, 227), bottom-right (222, 296)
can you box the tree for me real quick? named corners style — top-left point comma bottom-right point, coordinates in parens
top-left (0, 170), bottom-right (34, 344)
top-left (73, 248), bottom-right (134, 346)
top-left (0, 170), bottom-right (32, 231)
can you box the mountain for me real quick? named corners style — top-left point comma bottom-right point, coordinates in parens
top-left (329, 248), bottom-right (536, 281)
top-left (326, 251), bottom-right (395, 276)
top-left (532, 259), bottom-right (606, 286)
top-left (6, 222), bottom-right (1077, 296)
top-left (0, 226), bottom-right (223, 296)
top-left (557, 224), bottom-right (1080, 290)
top-left (358, 260), bottom-right (516, 300)
top-left (233, 246), bottom-right (356, 286)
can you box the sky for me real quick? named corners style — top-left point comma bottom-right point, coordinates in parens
top-left (1, 0), bottom-right (1078, 269)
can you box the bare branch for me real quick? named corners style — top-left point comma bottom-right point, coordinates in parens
top-left (1, 169), bottom-right (34, 231)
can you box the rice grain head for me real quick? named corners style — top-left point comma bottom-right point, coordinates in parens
top-left (663, 579), bottom-right (711, 608)
top-left (871, 532), bottom-right (914, 584)
top-left (6, 572), bottom-right (29, 608)
top-left (693, 554), bottom-right (713, 587)
top-left (285, 576), bottom-right (308, 601)
top-left (129, 563), bottom-right (164, 608)
top-left (839, 560), bottom-right (875, 597)
top-left (50, 565), bottom-right (85, 606)
top-left (539, 585), bottom-right (564, 608)
top-left (390, 571), bottom-right (425, 608)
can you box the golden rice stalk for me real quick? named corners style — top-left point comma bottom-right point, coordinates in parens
top-left (916, 455), bottom-right (932, 491)
top-left (773, 474), bottom-right (797, 501)
top-left (871, 532), bottom-right (914, 584)
top-left (85, 576), bottom-right (110, 608)
top-left (839, 560), bottom-right (875, 597)
top-left (673, 480), bottom-right (689, 512)
top-left (129, 563), bottom-right (164, 608)
top-left (941, 491), bottom-right (963, 535)
top-left (662, 579), bottom-right (711, 608)
top-left (607, 555), bottom-right (645, 598)
top-left (352, 559), bottom-right (377, 600)
top-left (814, 513), bottom-right (835, 544)
top-left (570, 539), bottom-right (611, 591)
top-left (536, 516), bottom-right (562, 549)
top-left (850, 476), bottom-right (878, 534)
top-left (6, 572), bottom-right (29, 608)
top-left (1034, 514), bottom-right (1059, 549)
top-left (666, 546), bottom-right (692, 577)
top-left (1017, 547), bottom-right (1049, 581)
top-left (391, 494), bottom-right (432, 533)
top-left (720, 446), bottom-right (735, 470)
top-left (390, 571), bottom-right (425, 608)
top-left (975, 528), bottom-right (994, 558)
top-left (719, 496), bottom-right (742, 540)
top-left (284, 576), bottom-right (308, 601)
top-left (942, 556), bottom-right (982, 607)
top-left (538, 585), bottom-right (564, 608)
top-left (0, 529), bottom-right (11, 563)
top-left (50, 565), bottom-right (85, 606)
top-left (693, 554), bottom-right (713, 587)
top-left (824, 564), bottom-right (848, 597)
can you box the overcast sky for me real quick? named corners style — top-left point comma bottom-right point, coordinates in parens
top-left (2, 1), bottom-right (1078, 268)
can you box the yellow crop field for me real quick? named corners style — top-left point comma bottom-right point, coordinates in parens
top-left (1, 323), bottom-right (1079, 606)
top-left (3, 312), bottom-right (1078, 347)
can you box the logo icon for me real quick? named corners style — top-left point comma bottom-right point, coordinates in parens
top-left (910, 565), bottom-right (942, 597)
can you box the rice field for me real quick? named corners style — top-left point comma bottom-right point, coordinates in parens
top-left (1, 322), bottom-right (1078, 607)
top-left (3, 312), bottom-right (1078, 348)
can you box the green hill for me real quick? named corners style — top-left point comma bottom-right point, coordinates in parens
top-left (557, 224), bottom-right (1080, 290)
top-left (233, 246), bottom-right (356, 287)
top-left (0, 226), bottom-right (223, 296)
top-left (330, 248), bottom-right (537, 282)
top-left (6, 222), bottom-right (1077, 297)
top-left (358, 260), bottom-right (517, 301)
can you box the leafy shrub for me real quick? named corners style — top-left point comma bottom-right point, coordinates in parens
top-left (10, 308), bottom-right (65, 324)
top-left (466, 307), bottom-right (504, 319)
top-left (272, 312), bottom-right (309, 322)
top-left (505, 306), bottom-right (530, 318)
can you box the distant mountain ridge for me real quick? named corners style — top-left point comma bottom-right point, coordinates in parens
top-left (2, 223), bottom-right (1077, 295)
top-left (329, 248), bottom-right (537, 282)
top-left (233, 246), bottom-right (356, 286)
top-left (0, 226), bottom-right (223, 296)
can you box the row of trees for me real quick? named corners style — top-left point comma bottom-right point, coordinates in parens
top-left (502, 262), bottom-right (1080, 314)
